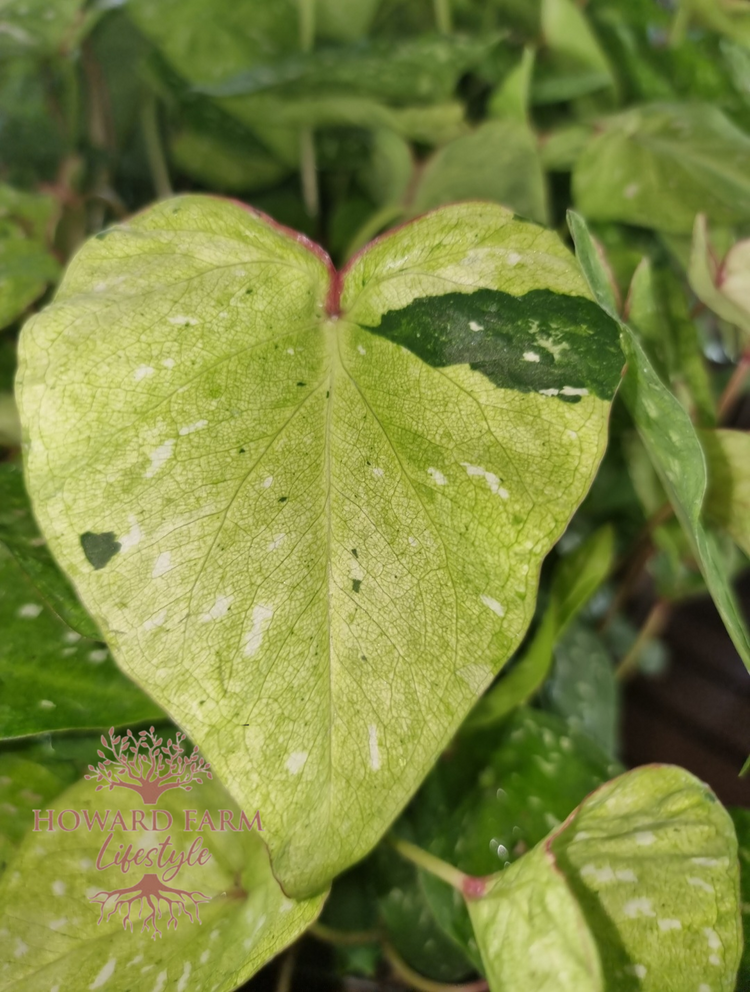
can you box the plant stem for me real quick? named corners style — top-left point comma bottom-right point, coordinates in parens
top-left (384, 943), bottom-right (487, 992)
top-left (433, 0), bottom-right (454, 34)
top-left (718, 349), bottom-right (750, 422)
top-left (300, 128), bottom-right (320, 218)
top-left (298, 0), bottom-right (315, 51)
top-left (390, 837), bottom-right (468, 892)
top-left (615, 600), bottom-right (670, 681)
top-left (141, 93), bottom-right (172, 201)
top-left (275, 946), bottom-right (298, 992)
top-left (310, 922), bottom-right (381, 945)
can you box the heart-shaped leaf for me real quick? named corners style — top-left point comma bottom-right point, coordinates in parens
top-left (17, 197), bottom-right (622, 896)
top-left (0, 773), bottom-right (324, 992)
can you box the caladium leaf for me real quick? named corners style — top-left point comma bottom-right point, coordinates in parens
top-left (572, 103), bottom-right (750, 234)
top-left (17, 197), bottom-right (622, 897)
top-left (467, 842), bottom-right (604, 991)
top-left (0, 774), bottom-right (325, 992)
top-left (569, 210), bottom-right (750, 673)
top-left (466, 765), bottom-right (742, 992)
top-left (0, 462), bottom-right (99, 638)
top-left (0, 545), bottom-right (162, 739)
top-left (702, 429), bottom-right (750, 558)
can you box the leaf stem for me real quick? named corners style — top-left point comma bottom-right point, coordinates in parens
top-left (300, 128), bottom-right (319, 218)
top-left (275, 946), bottom-right (298, 992)
top-left (433, 0), bottom-right (454, 34)
top-left (390, 837), bottom-right (468, 893)
top-left (310, 922), bottom-right (381, 945)
top-left (384, 942), bottom-right (487, 992)
top-left (718, 348), bottom-right (750, 423)
top-left (615, 600), bottom-right (670, 681)
top-left (141, 92), bottom-right (172, 200)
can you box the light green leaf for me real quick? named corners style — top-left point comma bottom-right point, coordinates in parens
top-left (0, 753), bottom-right (77, 874)
top-left (730, 807), bottom-right (750, 989)
top-left (0, 462), bottom-right (99, 638)
top-left (540, 123), bottom-right (594, 172)
top-left (569, 210), bottom-right (750, 673)
top-left (0, 773), bottom-right (325, 991)
top-left (412, 120), bottom-right (548, 224)
top-left (466, 524), bottom-right (615, 729)
top-left (534, 0), bottom-right (614, 104)
top-left (17, 197), bottom-right (622, 897)
top-left (0, 545), bottom-right (162, 739)
top-left (315, 0), bottom-right (381, 41)
top-left (169, 129), bottom-right (290, 194)
top-left (573, 103), bottom-right (750, 234)
top-left (703, 429), bottom-right (750, 558)
top-left (689, 215), bottom-right (750, 337)
top-left (487, 47), bottom-right (535, 123)
top-left (551, 765), bottom-right (742, 991)
top-left (468, 841), bottom-right (604, 991)
top-left (358, 129), bottom-right (413, 208)
top-left (0, 392), bottom-right (20, 446)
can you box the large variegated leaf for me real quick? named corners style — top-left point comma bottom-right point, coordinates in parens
top-left (0, 774), bottom-right (324, 992)
top-left (17, 197), bottom-right (622, 896)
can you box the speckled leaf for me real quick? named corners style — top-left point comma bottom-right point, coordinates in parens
top-left (17, 197), bottom-right (622, 897)
top-left (0, 463), bottom-right (98, 638)
top-left (544, 622), bottom-right (619, 757)
top-left (0, 754), bottom-right (77, 874)
top-left (467, 841), bottom-right (604, 991)
top-left (0, 546), bottom-right (162, 739)
top-left (703, 429), bottom-right (750, 558)
top-left (729, 807), bottom-right (750, 990)
top-left (573, 104), bottom-right (750, 234)
top-left (0, 774), bottom-right (325, 992)
top-left (569, 211), bottom-right (750, 673)
top-left (407, 708), bottom-right (618, 970)
top-left (551, 765), bottom-right (742, 991)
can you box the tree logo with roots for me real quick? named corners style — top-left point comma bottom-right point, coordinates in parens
top-left (89, 873), bottom-right (211, 940)
top-left (85, 726), bottom-right (212, 805)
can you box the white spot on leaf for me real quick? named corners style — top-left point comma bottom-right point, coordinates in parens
top-left (460, 463), bottom-right (509, 499)
top-left (469, 321), bottom-right (484, 332)
top-left (119, 520), bottom-right (142, 552)
top-left (200, 595), bottom-right (233, 622)
top-left (262, 476), bottom-right (273, 488)
top-left (145, 439), bottom-right (174, 478)
top-left (179, 420), bottom-right (208, 436)
top-left (523, 351), bottom-right (540, 362)
top-left (39, 700), bottom-right (55, 710)
top-left (88, 649), bottom-right (108, 664)
top-left (51, 880), bottom-right (66, 896)
top-left (168, 315), bottom-right (197, 326)
top-left (623, 897), bottom-right (655, 918)
top-left (368, 725), bottom-right (381, 771)
top-left (688, 876), bottom-right (713, 894)
top-left (357, 345), bottom-right (366, 355)
top-left (18, 603), bottom-right (42, 619)
top-left (244, 604), bottom-right (274, 657)
top-left (89, 958), bottom-right (116, 989)
top-left (658, 918), bottom-right (682, 931)
top-left (143, 610), bottom-right (167, 632)
top-left (286, 752), bottom-right (308, 775)
top-left (634, 831), bottom-right (655, 846)
top-left (151, 551), bottom-right (172, 578)
top-left (133, 366), bottom-right (154, 382)
top-left (427, 467), bottom-right (447, 485)
top-left (480, 595), bottom-right (505, 618)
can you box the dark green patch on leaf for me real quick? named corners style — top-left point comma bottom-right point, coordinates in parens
top-left (364, 289), bottom-right (623, 402)
top-left (79, 531), bottom-right (121, 570)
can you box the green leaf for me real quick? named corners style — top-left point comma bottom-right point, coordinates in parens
top-left (534, 0), bottom-right (614, 104)
top-left (0, 463), bottom-right (99, 638)
top-left (573, 103), bottom-right (750, 234)
top-left (0, 773), bottom-right (325, 991)
top-left (199, 35), bottom-right (499, 106)
top-left (0, 545), bottom-right (162, 739)
top-left (569, 210), bottom-right (750, 673)
top-left (487, 47), bottom-right (535, 123)
top-left (551, 765), bottom-right (742, 991)
top-left (0, 753), bottom-right (77, 874)
top-left (468, 841), bottom-right (604, 991)
top-left (357, 129), bottom-right (413, 208)
top-left (411, 119), bottom-right (549, 225)
top-left (544, 622), bottom-right (619, 757)
top-left (703, 428), bottom-right (750, 558)
top-left (169, 128), bottom-right (290, 194)
top-left (466, 524), bottom-right (615, 729)
top-left (315, 0), bottom-right (382, 42)
top-left (0, 185), bottom-right (60, 331)
top-left (0, 0), bottom-right (89, 55)
top-left (17, 197), bottom-right (622, 897)
top-left (689, 215), bottom-right (750, 337)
